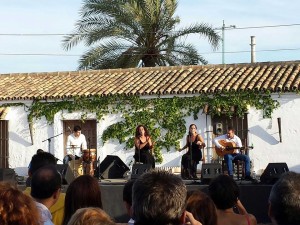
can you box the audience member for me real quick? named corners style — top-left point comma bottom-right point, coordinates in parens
top-left (67, 207), bottom-right (116, 225)
top-left (31, 165), bottom-right (62, 225)
top-left (0, 181), bottom-right (41, 225)
top-left (63, 175), bottom-right (103, 225)
top-left (268, 171), bottom-right (300, 225)
top-left (186, 190), bottom-right (218, 225)
top-left (208, 175), bottom-right (257, 225)
top-left (24, 151), bottom-right (65, 225)
top-left (132, 170), bottom-right (202, 225)
top-left (123, 179), bottom-right (136, 225)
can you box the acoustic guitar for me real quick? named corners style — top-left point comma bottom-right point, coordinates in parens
top-left (215, 139), bottom-right (253, 157)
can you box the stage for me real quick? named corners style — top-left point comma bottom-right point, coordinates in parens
top-left (97, 178), bottom-right (272, 224)
top-left (18, 178), bottom-right (272, 224)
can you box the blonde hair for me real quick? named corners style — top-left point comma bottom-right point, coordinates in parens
top-left (67, 207), bottom-right (116, 225)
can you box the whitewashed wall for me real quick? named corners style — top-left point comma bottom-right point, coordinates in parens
top-left (3, 93), bottom-right (300, 176)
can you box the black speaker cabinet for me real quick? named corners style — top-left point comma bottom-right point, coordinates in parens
top-left (0, 168), bottom-right (16, 182)
top-left (131, 164), bottom-right (152, 180)
top-left (99, 155), bottom-right (129, 179)
top-left (56, 164), bottom-right (75, 185)
top-left (260, 163), bottom-right (289, 184)
top-left (201, 163), bottom-right (222, 183)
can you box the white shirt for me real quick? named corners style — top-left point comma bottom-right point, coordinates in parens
top-left (35, 201), bottom-right (53, 225)
top-left (214, 134), bottom-right (242, 154)
top-left (66, 133), bottom-right (87, 156)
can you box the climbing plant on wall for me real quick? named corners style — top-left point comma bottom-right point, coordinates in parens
top-left (2, 91), bottom-right (279, 163)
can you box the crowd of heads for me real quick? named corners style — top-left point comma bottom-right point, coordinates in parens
top-left (1, 146), bottom-right (300, 225)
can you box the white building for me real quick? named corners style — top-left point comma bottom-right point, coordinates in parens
top-left (0, 61), bottom-right (300, 177)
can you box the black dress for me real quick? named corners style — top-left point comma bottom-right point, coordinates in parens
top-left (181, 135), bottom-right (203, 178)
top-left (134, 140), bottom-right (155, 168)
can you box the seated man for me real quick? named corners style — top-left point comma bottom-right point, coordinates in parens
top-left (64, 125), bottom-right (87, 164)
top-left (213, 126), bottom-right (252, 180)
top-left (268, 171), bottom-right (300, 225)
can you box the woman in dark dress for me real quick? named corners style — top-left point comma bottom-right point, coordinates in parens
top-left (133, 125), bottom-right (155, 168)
top-left (179, 124), bottom-right (205, 179)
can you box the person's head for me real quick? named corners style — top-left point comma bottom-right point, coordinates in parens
top-left (28, 152), bottom-right (57, 177)
top-left (135, 125), bottom-right (150, 137)
top-left (67, 207), bottom-right (116, 225)
top-left (132, 170), bottom-right (187, 225)
top-left (31, 165), bottom-right (62, 204)
top-left (36, 149), bottom-right (44, 154)
top-left (123, 179), bottom-right (135, 216)
top-left (73, 125), bottom-right (82, 137)
top-left (63, 175), bottom-right (103, 225)
top-left (208, 174), bottom-right (239, 210)
top-left (227, 127), bottom-right (235, 139)
top-left (189, 124), bottom-right (198, 135)
top-left (186, 190), bottom-right (217, 225)
top-left (268, 171), bottom-right (300, 225)
top-left (0, 182), bottom-right (41, 225)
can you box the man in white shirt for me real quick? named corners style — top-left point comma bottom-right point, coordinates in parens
top-left (63, 125), bottom-right (87, 164)
top-left (213, 127), bottom-right (253, 180)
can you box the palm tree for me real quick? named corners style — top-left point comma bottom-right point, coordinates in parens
top-left (62, 0), bottom-right (221, 69)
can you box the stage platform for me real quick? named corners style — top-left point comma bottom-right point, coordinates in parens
top-left (18, 178), bottom-right (272, 224)
top-left (97, 178), bottom-right (272, 224)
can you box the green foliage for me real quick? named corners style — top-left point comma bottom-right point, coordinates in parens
top-left (2, 91), bottom-right (279, 163)
top-left (62, 0), bottom-right (221, 69)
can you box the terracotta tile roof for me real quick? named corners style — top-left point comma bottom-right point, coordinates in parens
top-left (0, 61), bottom-right (300, 101)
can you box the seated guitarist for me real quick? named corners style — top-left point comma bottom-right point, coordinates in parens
top-left (213, 127), bottom-right (253, 180)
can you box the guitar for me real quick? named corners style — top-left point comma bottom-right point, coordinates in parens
top-left (215, 140), bottom-right (253, 157)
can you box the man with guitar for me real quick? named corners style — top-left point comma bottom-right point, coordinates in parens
top-left (213, 127), bottom-right (253, 180)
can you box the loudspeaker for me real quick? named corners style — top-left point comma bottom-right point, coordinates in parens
top-left (0, 168), bottom-right (16, 182)
top-left (56, 164), bottom-right (75, 185)
top-left (260, 163), bottom-right (289, 184)
top-left (131, 164), bottom-right (152, 180)
top-left (99, 155), bottom-right (129, 179)
top-left (201, 163), bottom-right (222, 183)
top-left (214, 123), bottom-right (223, 135)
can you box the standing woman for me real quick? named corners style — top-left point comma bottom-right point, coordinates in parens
top-left (179, 124), bottom-right (205, 179)
top-left (134, 125), bottom-right (155, 168)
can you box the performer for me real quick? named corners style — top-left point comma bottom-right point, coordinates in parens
top-left (179, 124), bottom-right (205, 179)
top-left (213, 127), bottom-right (253, 180)
top-left (133, 125), bottom-right (155, 168)
top-left (63, 125), bottom-right (87, 164)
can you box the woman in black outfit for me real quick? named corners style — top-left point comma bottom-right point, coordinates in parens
top-left (179, 124), bottom-right (205, 179)
top-left (133, 125), bottom-right (155, 168)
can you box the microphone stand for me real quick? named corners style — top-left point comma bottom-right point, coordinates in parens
top-left (189, 134), bottom-right (193, 179)
top-left (42, 132), bottom-right (64, 153)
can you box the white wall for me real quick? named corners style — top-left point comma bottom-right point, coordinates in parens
top-left (3, 93), bottom-right (300, 176)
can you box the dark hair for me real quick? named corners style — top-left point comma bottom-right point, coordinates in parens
top-left (36, 149), bottom-right (44, 154)
top-left (132, 170), bottom-right (186, 225)
top-left (208, 175), bottom-right (239, 210)
top-left (0, 182), bottom-right (41, 225)
top-left (74, 125), bottom-right (82, 132)
top-left (123, 179), bottom-right (135, 206)
top-left (227, 126), bottom-right (235, 132)
top-left (63, 175), bottom-right (103, 225)
top-left (31, 165), bottom-right (62, 199)
top-left (269, 172), bottom-right (300, 225)
top-left (186, 190), bottom-right (217, 225)
top-left (29, 152), bottom-right (56, 175)
top-left (189, 124), bottom-right (198, 135)
top-left (135, 125), bottom-right (150, 138)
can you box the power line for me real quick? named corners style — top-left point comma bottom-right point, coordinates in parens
top-left (1, 47), bottom-right (300, 57)
top-left (0, 23), bottom-right (300, 36)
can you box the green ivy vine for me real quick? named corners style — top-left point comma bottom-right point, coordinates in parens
top-left (2, 91), bottom-right (279, 163)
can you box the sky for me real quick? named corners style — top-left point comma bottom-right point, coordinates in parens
top-left (0, 0), bottom-right (299, 74)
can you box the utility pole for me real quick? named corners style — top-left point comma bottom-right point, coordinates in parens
top-left (221, 20), bottom-right (236, 65)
